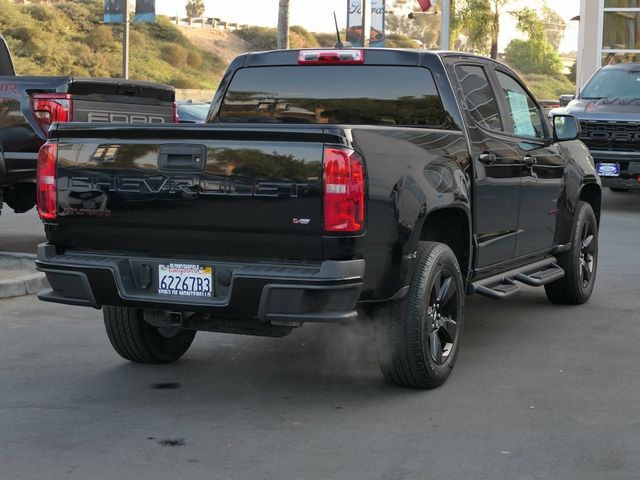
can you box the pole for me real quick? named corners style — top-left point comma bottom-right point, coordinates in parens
top-left (361, 0), bottom-right (371, 47)
top-left (440, 0), bottom-right (450, 50)
top-left (122, 1), bottom-right (130, 79)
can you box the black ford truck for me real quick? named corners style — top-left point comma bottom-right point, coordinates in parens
top-left (0, 36), bottom-right (176, 217)
top-left (554, 63), bottom-right (640, 192)
top-left (36, 49), bottom-right (601, 389)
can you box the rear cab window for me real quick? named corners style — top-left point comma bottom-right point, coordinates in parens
top-left (216, 66), bottom-right (452, 129)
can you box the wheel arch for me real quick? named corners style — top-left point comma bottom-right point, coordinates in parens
top-left (579, 182), bottom-right (602, 226)
top-left (418, 206), bottom-right (472, 278)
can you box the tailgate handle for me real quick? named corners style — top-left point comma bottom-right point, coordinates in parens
top-left (158, 145), bottom-right (206, 171)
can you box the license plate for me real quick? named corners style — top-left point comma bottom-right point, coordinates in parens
top-left (158, 264), bottom-right (213, 297)
top-left (596, 162), bottom-right (620, 177)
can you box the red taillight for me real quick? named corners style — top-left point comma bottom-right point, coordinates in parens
top-left (323, 147), bottom-right (365, 233)
top-left (172, 101), bottom-right (179, 123)
top-left (298, 49), bottom-right (365, 65)
top-left (30, 93), bottom-right (72, 137)
top-left (37, 142), bottom-right (57, 221)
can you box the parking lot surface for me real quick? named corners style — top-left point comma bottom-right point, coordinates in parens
top-left (1, 191), bottom-right (639, 480)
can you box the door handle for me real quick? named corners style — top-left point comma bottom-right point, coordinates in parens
top-left (478, 152), bottom-right (497, 165)
top-left (522, 155), bottom-right (537, 166)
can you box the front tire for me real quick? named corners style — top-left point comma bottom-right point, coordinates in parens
top-left (545, 201), bottom-right (598, 305)
top-left (103, 306), bottom-right (196, 364)
top-left (376, 242), bottom-right (465, 389)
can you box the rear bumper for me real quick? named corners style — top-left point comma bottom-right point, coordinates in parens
top-left (36, 244), bottom-right (364, 323)
top-left (0, 152), bottom-right (38, 187)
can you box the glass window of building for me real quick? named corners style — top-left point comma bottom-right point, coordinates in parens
top-left (602, 1), bottom-right (640, 65)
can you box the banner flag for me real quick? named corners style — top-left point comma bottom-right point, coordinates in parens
top-left (417, 0), bottom-right (432, 12)
top-left (104, 0), bottom-right (126, 24)
top-left (135, 0), bottom-right (156, 23)
top-left (346, 0), bottom-right (386, 48)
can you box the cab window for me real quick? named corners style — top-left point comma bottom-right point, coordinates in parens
top-left (495, 71), bottom-right (545, 139)
top-left (454, 65), bottom-right (503, 131)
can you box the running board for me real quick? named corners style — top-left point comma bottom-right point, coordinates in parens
top-left (469, 258), bottom-right (565, 300)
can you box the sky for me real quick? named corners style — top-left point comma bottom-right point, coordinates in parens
top-left (155, 0), bottom-right (581, 53)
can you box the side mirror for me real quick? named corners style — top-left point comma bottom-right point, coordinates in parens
top-left (553, 115), bottom-right (580, 142)
top-left (559, 94), bottom-right (576, 107)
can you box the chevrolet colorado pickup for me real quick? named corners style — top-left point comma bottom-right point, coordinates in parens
top-left (0, 35), bottom-right (176, 217)
top-left (553, 63), bottom-right (640, 192)
top-left (35, 49), bottom-right (601, 389)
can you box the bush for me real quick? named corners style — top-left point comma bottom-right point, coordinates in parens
top-left (504, 39), bottom-right (563, 76)
top-left (386, 34), bottom-right (420, 49)
top-left (186, 50), bottom-right (202, 68)
top-left (171, 73), bottom-right (201, 89)
top-left (235, 26), bottom-right (277, 51)
top-left (314, 32), bottom-right (337, 47)
top-left (521, 73), bottom-right (575, 100)
top-left (290, 25), bottom-right (319, 48)
top-left (129, 30), bottom-right (145, 47)
top-left (161, 44), bottom-right (187, 68)
top-left (86, 25), bottom-right (115, 51)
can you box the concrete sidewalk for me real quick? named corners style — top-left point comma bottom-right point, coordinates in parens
top-left (0, 251), bottom-right (48, 299)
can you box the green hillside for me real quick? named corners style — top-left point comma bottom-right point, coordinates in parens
top-left (0, 0), bottom-right (225, 88)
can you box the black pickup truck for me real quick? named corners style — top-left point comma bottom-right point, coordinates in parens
top-left (35, 49), bottom-right (601, 389)
top-left (0, 36), bottom-right (176, 216)
top-left (553, 63), bottom-right (640, 192)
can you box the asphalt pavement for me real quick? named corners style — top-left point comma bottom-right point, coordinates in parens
top-left (0, 207), bottom-right (45, 254)
top-left (0, 191), bottom-right (639, 480)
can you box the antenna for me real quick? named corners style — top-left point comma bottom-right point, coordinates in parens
top-left (334, 12), bottom-right (342, 46)
top-left (333, 11), bottom-right (352, 48)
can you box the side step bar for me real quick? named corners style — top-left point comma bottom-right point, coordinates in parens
top-left (469, 258), bottom-right (565, 300)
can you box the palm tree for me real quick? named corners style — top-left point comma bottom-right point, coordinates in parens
top-left (277, 0), bottom-right (290, 49)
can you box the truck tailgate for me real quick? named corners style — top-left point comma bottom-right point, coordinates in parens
top-left (51, 125), bottom-right (324, 261)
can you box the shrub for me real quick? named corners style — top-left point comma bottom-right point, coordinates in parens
top-left (186, 50), bottom-right (202, 68)
top-left (504, 39), bottom-right (563, 76)
top-left (161, 44), bottom-right (187, 68)
top-left (86, 25), bottom-right (115, 51)
top-left (235, 26), bottom-right (277, 51)
top-left (386, 34), bottom-right (420, 49)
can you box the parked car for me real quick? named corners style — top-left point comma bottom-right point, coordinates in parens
top-left (0, 35), bottom-right (177, 217)
top-left (551, 63), bottom-right (640, 192)
top-left (35, 49), bottom-right (601, 389)
top-left (177, 100), bottom-right (210, 123)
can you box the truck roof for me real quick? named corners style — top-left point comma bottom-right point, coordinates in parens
top-left (229, 48), bottom-right (492, 69)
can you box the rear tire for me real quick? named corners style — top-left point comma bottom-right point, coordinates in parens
top-left (103, 306), bottom-right (196, 364)
top-left (609, 187), bottom-right (629, 193)
top-left (545, 201), bottom-right (598, 305)
top-left (376, 242), bottom-right (465, 389)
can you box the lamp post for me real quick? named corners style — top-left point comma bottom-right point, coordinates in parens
top-left (122, 1), bottom-right (129, 79)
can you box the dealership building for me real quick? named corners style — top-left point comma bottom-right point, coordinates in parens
top-left (578, 0), bottom-right (640, 89)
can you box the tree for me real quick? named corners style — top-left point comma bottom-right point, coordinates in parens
top-left (454, 0), bottom-right (493, 55)
top-left (505, 7), bottom-right (563, 76)
top-left (542, 6), bottom-right (566, 51)
top-left (511, 7), bottom-right (544, 42)
top-left (455, 0), bottom-right (508, 58)
top-left (504, 39), bottom-right (562, 75)
top-left (489, 0), bottom-right (509, 60)
top-left (185, 0), bottom-right (204, 19)
top-left (277, 0), bottom-right (290, 49)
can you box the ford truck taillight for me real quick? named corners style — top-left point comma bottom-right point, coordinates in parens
top-left (173, 101), bottom-right (179, 123)
top-left (30, 93), bottom-right (72, 136)
top-left (37, 142), bottom-right (57, 220)
top-left (323, 147), bottom-right (365, 233)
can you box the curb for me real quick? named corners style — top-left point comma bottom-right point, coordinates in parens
top-left (0, 252), bottom-right (50, 300)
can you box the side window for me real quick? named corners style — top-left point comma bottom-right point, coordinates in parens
top-left (495, 71), bottom-right (545, 139)
top-left (454, 65), bottom-right (502, 131)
